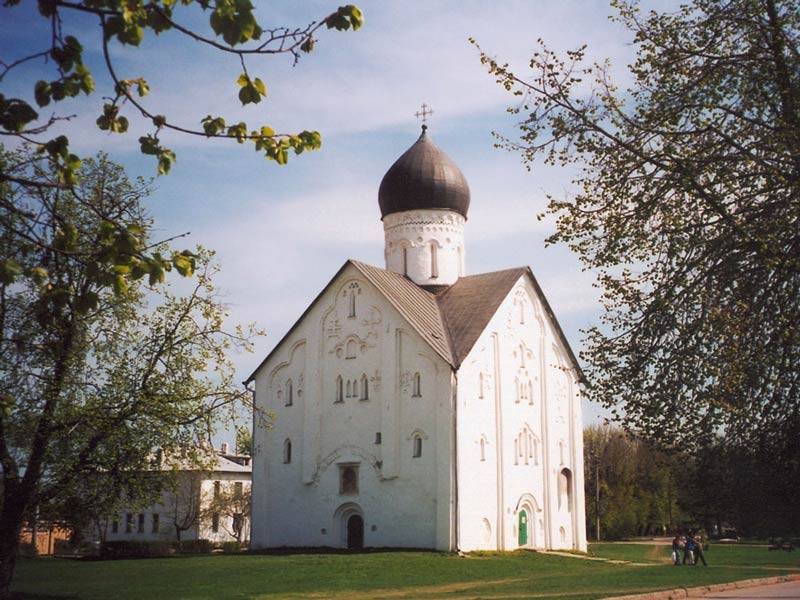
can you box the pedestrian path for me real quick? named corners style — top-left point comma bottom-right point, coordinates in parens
top-left (537, 549), bottom-right (654, 566)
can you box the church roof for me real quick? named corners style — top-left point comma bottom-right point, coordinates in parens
top-left (245, 261), bottom-right (586, 385)
top-left (378, 126), bottom-right (471, 220)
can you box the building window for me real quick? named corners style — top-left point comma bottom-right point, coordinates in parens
top-left (339, 465), bottom-right (359, 495)
top-left (412, 372), bottom-right (421, 397)
top-left (559, 468), bottom-right (573, 512)
top-left (412, 435), bottom-right (423, 458)
top-left (374, 432), bottom-right (382, 445)
top-left (347, 282), bottom-right (359, 318)
top-left (479, 438), bottom-right (486, 462)
top-left (527, 381), bottom-right (534, 405)
top-left (335, 376), bottom-right (343, 403)
top-left (234, 481), bottom-right (243, 498)
top-left (346, 379), bottom-right (352, 398)
top-left (212, 513), bottom-right (220, 533)
top-left (402, 246), bottom-right (408, 277)
top-left (111, 518), bottom-right (119, 534)
top-left (214, 480), bottom-right (220, 498)
top-left (125, 513), bottom-right (133, 533)
top-left (478, 372), bottom-right (484, 399)
top-left (152, 513), bottom-right (160, 533)
top-left (346, 338), bottom-right (357, 359)
top-left (137, 513), bottom-right (145, 533)
top-left (430, 242), bottom-right (438, 278)
top-left (360, 374), bottom-right (369, 400)
top-left (283, 439), bottom-right (292, 464)
top-left (519, 301), bottom-right (525, 324)
top-left (286, 379), bottom-right (293, 406)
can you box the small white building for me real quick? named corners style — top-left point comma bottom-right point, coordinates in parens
top-left (102, 448), bottom-right (252, 544)
top-left (248, 126), bottom-right (587, 552)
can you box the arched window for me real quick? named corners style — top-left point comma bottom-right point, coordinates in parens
top-left (412, 372), bottom-right (421, 397)
top-left (346, 338), bottom-right (357, 359)
top-left (346, 380), bottom-right (352, 398)
top-left (347, 282), bottom-right (359, 318)
top-left (335, 376), bottom-right (343, 403)
top-left (430, 242), bottom-right (438, 278)
top-left (527, 380), bottom-right (534, 405)
top-left (402, 247), bottom-right (408, 277)
top-left (519, 344), bottom-right (526, 368)
top-left (479, 438), bottom-right (486, 462)
top-left (360, 374), bottom-right (369, 400)
top-left (559, 468), bottom-right (572, 512)
top-left (478, 372), bottom-right (484, 399)
top-left (519, 301), bottom-right (525, 324)
top-left (283, 439), bottom-right (292, 464)
top-left (412, 435), bottom-right (423, 458)
top-left (286, 379), bottom-right (293, 406)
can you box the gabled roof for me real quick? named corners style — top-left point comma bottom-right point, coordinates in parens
top-left (350, 261), bottom-right (453, 364)
top-left (435, 268), bottom-right (527, 366)
top-left (245, 261), bottom-right (586, 385)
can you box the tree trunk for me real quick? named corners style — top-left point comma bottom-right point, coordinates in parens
top-left (0, 488), bottom-right (28, 600)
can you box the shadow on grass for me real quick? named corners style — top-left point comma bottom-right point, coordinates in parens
top-left (11, 593), bottom-right (78, 600)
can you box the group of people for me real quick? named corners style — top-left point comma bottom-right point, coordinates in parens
top-left (672, 533), bottom-right (707, 566)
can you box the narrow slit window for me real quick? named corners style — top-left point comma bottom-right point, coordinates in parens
top-left (335, 376), bottom-right (343, 403)
top-left (480, 438), bottom-right (486, 462)
top-left (286, 379), bottom-right (293, 406)
top-left (430, 242), bottom-right (438, 278)
top-left (283, 439), bottom-right (292, 464)
top-left (412, 435), bottom-right (423, 458)
top-left (402, 247), bottom-right (408, 276)
top-left (412, 373), bottom-right (421, 397)
top-left (360, 374), bottom-right (369, 400)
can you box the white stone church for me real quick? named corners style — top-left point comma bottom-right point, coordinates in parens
top-left (247, 125), bottom-right (587, 552)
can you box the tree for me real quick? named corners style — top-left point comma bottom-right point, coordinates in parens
top-left (169, 471), bottom-right (203, 545)
top-left (584, 425), bottom-right (685, 540)
top-left (1, 1), bottom-right (363, 187)
top-left (235, 424), bottom-right (252, 456)
top-left (478, 0), bottom-right (800, 527)
top-left (202, 479), bottom-right (251, 544)
top-left (0, 150), bottom-right (260, 598)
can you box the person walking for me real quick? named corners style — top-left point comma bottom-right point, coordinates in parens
top-left (672, 535), bottom-right (682, 565)
top-left (694, 535), bottom-right (708, 566)
top-left (683, 534), bottom-right (696, 565)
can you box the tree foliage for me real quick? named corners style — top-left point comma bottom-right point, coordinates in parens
top-left (584, 425), bottom-right (686, 540)
top-left (478, 0), bottom-right (799, 468)
top-left (0, 1), bottom-right (363, 185)
top-left (0, 150), bottom-right (260, 597)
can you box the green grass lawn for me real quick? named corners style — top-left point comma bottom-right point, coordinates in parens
top-left (11, 543), bottom-right (800, 600)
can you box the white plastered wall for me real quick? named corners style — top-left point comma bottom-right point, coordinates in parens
top-left (250, 263), bottom-right (455, 550)
top-left (456, 275), bottom-right (587, 552)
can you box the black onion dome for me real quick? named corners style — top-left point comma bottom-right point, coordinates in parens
top-left (378, 125), bottom-right (470, 220)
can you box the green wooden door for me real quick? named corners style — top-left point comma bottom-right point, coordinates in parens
top-left (518, 510), bottom-right (528, 546)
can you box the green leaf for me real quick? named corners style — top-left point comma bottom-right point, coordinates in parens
top-left (252, 78), bottom-right (266, 97)
top-left (0, 258), bottom-right (23, 284)
top-left (34, 80), bottom-right (51, 107)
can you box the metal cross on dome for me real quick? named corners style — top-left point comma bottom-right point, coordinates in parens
top-left (415, 103), bottom-right (434, 126)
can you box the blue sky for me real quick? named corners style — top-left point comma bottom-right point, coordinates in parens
top-left (2, 1), bottom-right (665, 439)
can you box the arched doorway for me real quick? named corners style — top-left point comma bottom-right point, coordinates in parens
top-left (518, 510), bottom-right (528, 546)
top-left (346, 514), bottom-right (364, 549)
top-left (334, 502), bottom-right (365, 549)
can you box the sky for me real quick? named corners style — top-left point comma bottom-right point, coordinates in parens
top-left (1, 1), bottom-right (661, 442)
